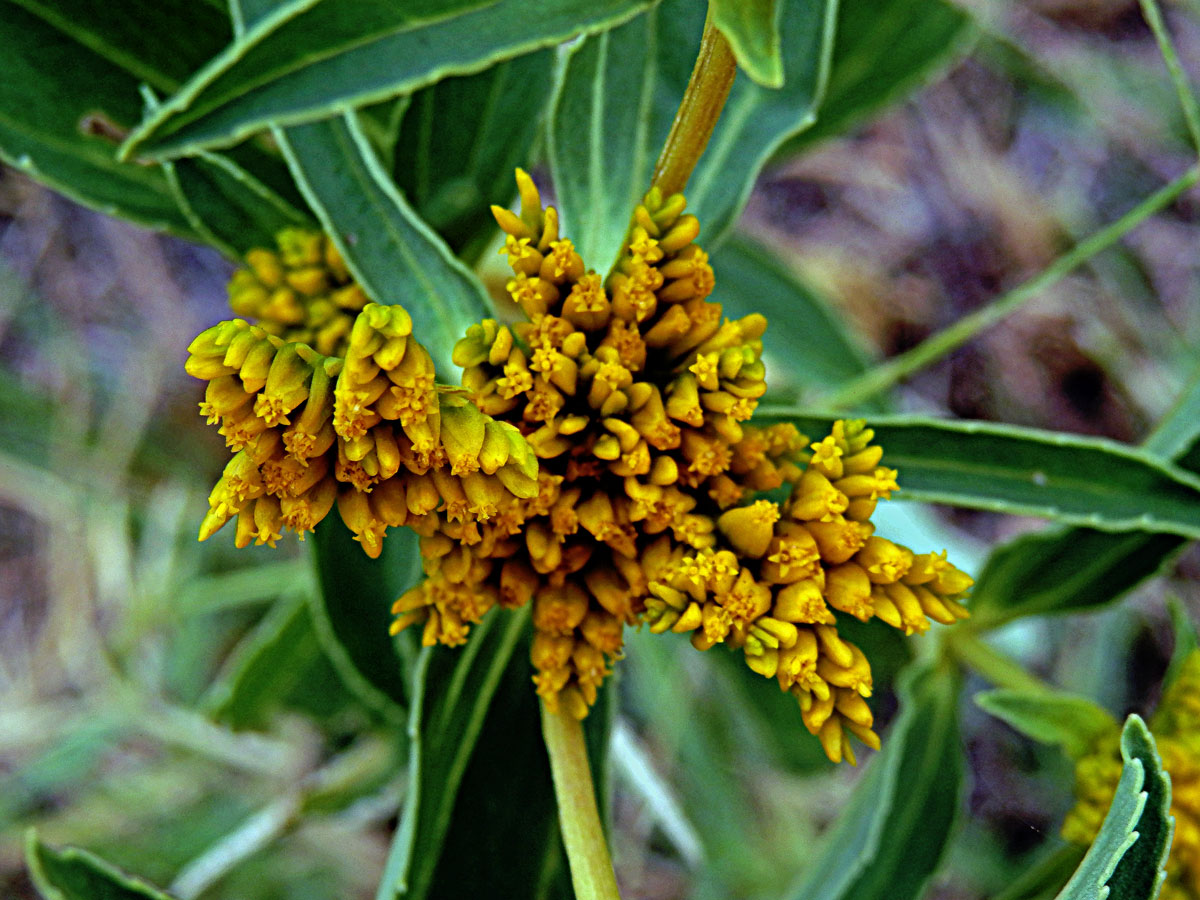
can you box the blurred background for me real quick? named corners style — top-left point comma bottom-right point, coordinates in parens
top-left (2, 0), bottom-right (1200, 898)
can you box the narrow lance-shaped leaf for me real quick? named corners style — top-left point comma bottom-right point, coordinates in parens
top-left (975, 689), bottom-right (1118, 759)
top-left (0, 2), bottom-right (198, 237)
top-left (782, 0), bottom-right (973, 153)
top-left (710, 0), bottom-right (785, 87)
top-left (547, 10), bottom-right (659, 269)
top-left (376, 608), bottom-right (529, 900)
top-left (393, 49), bottom-right (557, 257)
top-left (421, 651), bottom-right (615, 900)
top-left (202, 594), bottom-right (331, 731)
top-left (786, 663), bottom-right (963, 900)
top-left (166, 149), bottom-right (312, 258)
top-left (964, 528), bottom-right (1185, 631)
top-left (275, 112), bottom-right (490, 372)
top-left (549, 0), bottom-right (838, 263)
top-left (310, 523), bottom-right (420, 717)
top-left (7, 0), bottom-right (229, 93)
top-left (754, 411), bottom-right (1200, 540)
top-left (26, 832), bottom-right (175, 900)
top-left (121, 0), bottom-right (657, 160)
top-left (1053, 715), bottom-right (1172, 900)
top-left (965, 356), bottom-right (1200, 630)
top-left (1148, 358), bottom-right (1200, 467)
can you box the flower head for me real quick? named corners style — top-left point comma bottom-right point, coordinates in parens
top-left (188, 280), bottom-right (537, 559)
top-left (227, 228), bottom-right (368, 357)
top-left (1064, 651), bottom-right (1200, 899)
top-left (388, 171), bottom-right (972, 762)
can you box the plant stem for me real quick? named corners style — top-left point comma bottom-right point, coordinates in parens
top-left (649, 11), bottom-right (738, 197)
top-left (541, 704), bottom-right (621, 900)
top-left (1138, 0), bottom-right (1200, 157)
top-left (947, 632), bottom-right (1053, 695)
top-left (821, 164), bottom-right (1200, 409)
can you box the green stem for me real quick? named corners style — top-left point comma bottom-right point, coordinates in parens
top-left (821, 165), bottom-right (1200, 409)
top-left (947, 632), bottom-right (1053, 694)
top-left (541, 704), bottom-right (621, 900)
top-left (1139, 0), bottom-right (1200, 157)
top-left (649, 10), bottom-right (738, 197)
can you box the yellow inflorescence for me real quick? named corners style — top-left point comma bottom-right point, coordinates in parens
top-left (227, 228), bottom-right (369, 357)
top-left (384, 170), bottom-right (972, 763)
top-left (186, 301), bottom-right (538, 559)
top-left (1064, 651), bottom-right (1200, 899)
top-left (190, 189), bottom-right (972, 763)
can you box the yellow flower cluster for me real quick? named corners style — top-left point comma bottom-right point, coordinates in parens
top-left (1064, 651), bottom-right (1200, 900)
top-left (388, 171), bottom-right (972, 763)
top-left (643, 419), bottom-right (971, 763)
top-left (186, 300), bottom-right (538, 558)
top-left (227, 228), bottom-right (368, 356)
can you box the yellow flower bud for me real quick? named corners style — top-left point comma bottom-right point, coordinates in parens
top-left (825, 563), bottom-right (874, 621)
top-left (533, 584), bottom-right (589, 635)
top-left (854, 536), bottom-right (913, 584)
top-left (716, 500), bottom-right (779, 558)
top-left (773, 580), bottom-right (835, 624)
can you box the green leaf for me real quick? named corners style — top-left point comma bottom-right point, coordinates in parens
top-left (711, 236), bottom-right (875, 403)
top-left (310, 520), bottom-right (421, 715)
top-left (121, 0), bottom-right (656, 160)
top-left (994, 845), bottom-right (1089, 900)
top-left (203, 593), bottom-right (349, 731)
top-left (393, 49), bottom-right (557, 256)
top-left (7, 0), bottom-right (229, 93)
top-left (786, 663), bottom-right (962, 900)
top-left (975, 689), bottom-right (1118, 759)
top-left (26, 832), bottom-right (174, 900)
top-left (421, 654), bottom-right (615, 900)
top-left (359, 96), bottom-right (412, 172)
top-left (1054, 715), bottom-right (1172, 900)
top-left (784, 0), bottom-right (973, 151)
top-left (545, 10), bottom-right (660, 270)
top-left (712, 0), bottom-right (784, 87)
top-left (274, 112), bottom-right (490, 370)
top-left (0, 2), bottom-right (198, 237)
top-left (965, 528), bottom-right (1184, 631)
top-left (1146, 357), bottom-right (1200, 464)
top-left (755, 412), bottom-right (1200, 540)
top-left (377, 608), bottom-right (530, 900)
top-left (550, 0), bottom-right (837, 262)
top-left (166, 149), bottom-right (311, 258)
top-left (961, 359), bottom-right (1200, 631)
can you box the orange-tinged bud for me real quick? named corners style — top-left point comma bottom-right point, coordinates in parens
top-left (581, 610), bottom-right (623, 654)
top-left (532, 631), bottom-right (575, 671)
top-left (533, 584), bottom-right (589, 635)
